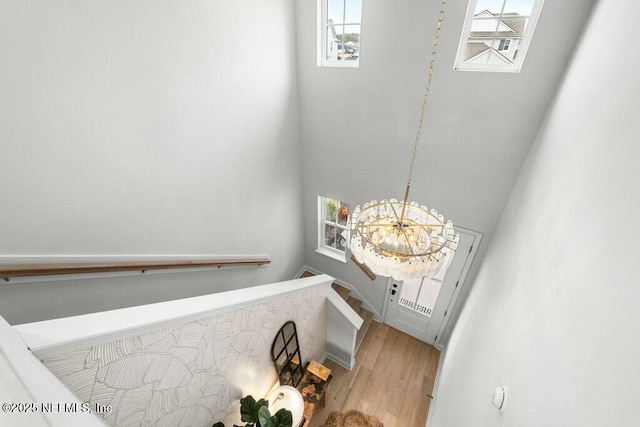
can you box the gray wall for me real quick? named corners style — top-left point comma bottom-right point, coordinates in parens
top-left (429, 0), bottom-right (640, 425)
top-left (0, 0), bottom-right (304, 323)
top-left (295, 0), bottom-right (595, 337)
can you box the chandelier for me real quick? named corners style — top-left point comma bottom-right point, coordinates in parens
top-left (348, 0), bottom-right (458, 281)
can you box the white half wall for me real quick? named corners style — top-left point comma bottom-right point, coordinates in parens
top-left (17, 276), bottom-right (332, 426)
top-left (326, 289), bottom-right (363, 369)
top-left (0, 0), bottom-right (303, 323)
top-left (429, 1), bottom-right (640, 425)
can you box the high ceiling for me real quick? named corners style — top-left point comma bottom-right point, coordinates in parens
top-left (298, 0), bottom-right (595, 238)
top-left (296, 0), bottom-right (597, 337)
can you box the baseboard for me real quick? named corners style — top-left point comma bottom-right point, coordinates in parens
top-left (425, 345), bottom-right (447, 427)
top-left (323, 351), bottom-right (355, 371)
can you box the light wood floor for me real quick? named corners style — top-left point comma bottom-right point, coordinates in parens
top-left (309, 321), bottom-right (440, 427)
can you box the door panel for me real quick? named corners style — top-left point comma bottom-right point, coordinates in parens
top-left (385, 279), bottom-right (434, 342)
top-left (383, 228), bottom-right (479, 344)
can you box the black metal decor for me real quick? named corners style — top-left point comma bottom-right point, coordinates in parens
top-left (271, 321), bottom-right (304, 388)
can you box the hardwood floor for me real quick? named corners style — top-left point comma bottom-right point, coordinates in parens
top-left (309, 321), bottom-right (440, 427)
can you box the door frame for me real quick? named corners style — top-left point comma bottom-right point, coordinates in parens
top-left (381, 226), bottom-right (483, 349)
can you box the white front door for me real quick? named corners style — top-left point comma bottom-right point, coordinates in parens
top-left (383, 227), bottom-right (481, 345)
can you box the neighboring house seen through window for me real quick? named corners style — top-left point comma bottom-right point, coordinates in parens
top-left (317, 196), bottom-right (349, 262)
top-left (319, 0), bottom-right (363, 67)
top-left (454, 0), bottom-right (545, 72)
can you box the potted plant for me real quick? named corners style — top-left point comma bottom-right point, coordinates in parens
top-left (213, 395), bottom-right (293, 427)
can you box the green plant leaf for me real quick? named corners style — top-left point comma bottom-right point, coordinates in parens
top-left (240, 395), bottom-right (256, 422)
top-left (254, 398), bottom-right (268, 424)
top-left (240, 395), bottom-right (268, 424)
top-left (212, 423), bottom-right (225, 427)
top-left (257, 406), bottom-right (274, 427)
top-left (273, 408), bottom-right (293, 427)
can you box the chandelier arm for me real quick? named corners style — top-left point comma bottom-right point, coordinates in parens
top-left (354, 208), bottom-right (447, 230)
top-left (359, 202), bottom-right (447, 228)
top-left (399, 183), bottom-right (411, 224)
top-left (356, 223), bottom-right (444, 229)
top-left (362, 240), bottom-right (443, 258)
top-left (397, 225), bottom-right (417, 257)
top-left (389, 201), bottom-right (417, 254)
top-left (366, 243), bottom-right (433, 258)
top-left (388, 202), bottom-right (402, 225)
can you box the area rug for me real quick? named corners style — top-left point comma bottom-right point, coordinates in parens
top-left (320, 410), bottom-right (384, 427)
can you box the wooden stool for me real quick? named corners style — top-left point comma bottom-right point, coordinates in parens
top-left (297, 361), bottom-right (332, 426)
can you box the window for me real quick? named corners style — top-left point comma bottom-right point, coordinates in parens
top-left (398, 277), bottom-right (442, 317)
top-left (319, 0), bottom-right (363, 67)
top-left (454, 0), bottom-right (545, 72)
top-left (317, 196), bottom-right (350, 262)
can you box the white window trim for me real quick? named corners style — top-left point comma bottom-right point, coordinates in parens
top-left (315, 246), bottom-right (348, 263)
top-left (454, 0), bottom-right (546, 73)
top-left (317, 0), bottom-right (362, 68)
top-left (317, 196), bottom-right (348, 263)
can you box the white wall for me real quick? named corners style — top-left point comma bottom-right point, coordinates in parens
top-left (0, 0), bottom-right (303, 323)
top-left (429, 0), bottom-right (640, 425)
top-left (294, 0), bottom-right (595, 332)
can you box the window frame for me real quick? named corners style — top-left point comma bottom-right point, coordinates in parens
top-left (316, 196), bottom-right (349, 262)
top-left (317, 0), bottom-right (363, 68)
top-left (454, 0), bottom-right (546, 73)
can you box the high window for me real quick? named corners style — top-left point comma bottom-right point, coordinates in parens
top-left (319, 0), bottom-right (363, 67)
top-left (454, 0), bottom-right (545, 72)
top-left (317, 196), bottom-right (350, 261)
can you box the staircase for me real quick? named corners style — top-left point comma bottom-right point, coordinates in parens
top-left (299, 270), bottom-right (374, 353)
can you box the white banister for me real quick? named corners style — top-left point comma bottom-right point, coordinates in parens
top-left (16, 274), bottom-right (333, 359)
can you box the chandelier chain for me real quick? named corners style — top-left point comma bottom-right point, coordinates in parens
top-left (348, 0), bottom-right (458, 281)
top-left (406, 0), bottom-right (448, 189)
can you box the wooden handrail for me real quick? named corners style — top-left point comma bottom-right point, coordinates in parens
top-left (350, 255), bottom-right (377, 281)
top-left (0, 258), bottom-right (270, 279)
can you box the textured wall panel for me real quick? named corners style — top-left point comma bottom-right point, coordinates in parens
top-left (42, 285), bottom-right (329, 426)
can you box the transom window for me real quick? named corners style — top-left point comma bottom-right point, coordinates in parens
top-left (319, 0), bottom-right (363, 67)
top-left (317, 196), bottom-right (350, 262)
top-left (454, 0), bottom-right (545, 72)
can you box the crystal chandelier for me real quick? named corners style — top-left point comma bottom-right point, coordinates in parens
top-left (348, 0), bottom-right (458, 281)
